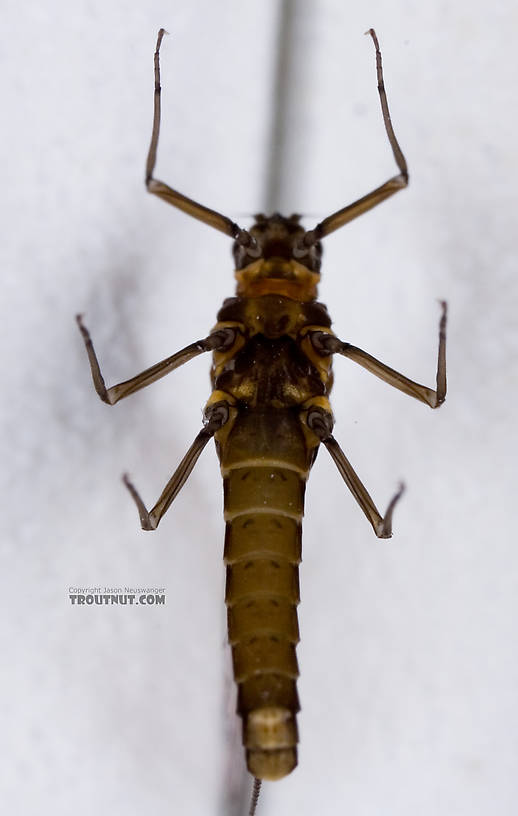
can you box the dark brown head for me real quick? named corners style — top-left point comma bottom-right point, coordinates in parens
top-left (233, 213), bottom-right (323, 273)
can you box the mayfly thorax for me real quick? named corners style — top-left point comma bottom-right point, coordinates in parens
top-left (77, 27), bottom-right (447, 796)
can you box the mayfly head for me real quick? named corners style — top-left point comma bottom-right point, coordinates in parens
top-left (233, 213), bottom-right (323, 273)
top-left (232, 213), bottom-right (323, 302)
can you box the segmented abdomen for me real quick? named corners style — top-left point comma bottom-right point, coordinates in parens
top-left (220, 407), bottom-right (311, 780)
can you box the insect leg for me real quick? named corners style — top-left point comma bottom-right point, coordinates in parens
top-left (76, 315), bottom-right (237, 405)
top-left (306, 407), bottom-right (404, 538)
top-left (145, 30), bottom-right (256, 252)
top-left (310, 301), bottom-right (447, 409)
top-left (123, 401), bottom-right (230, 530)
top-left (303, 28), bottom-right (408, 245)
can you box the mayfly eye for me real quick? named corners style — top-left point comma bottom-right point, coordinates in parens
top-left (78, 26), bottom-right (447, 809)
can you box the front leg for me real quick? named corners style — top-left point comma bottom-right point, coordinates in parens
top-left (301, 29), bottom-right (408, 246)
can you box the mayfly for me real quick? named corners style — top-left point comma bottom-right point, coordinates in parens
top-left (77, 26), bottom-right (446, 797)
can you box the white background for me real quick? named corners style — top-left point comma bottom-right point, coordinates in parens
top-left (2, 1), bottom-right (517, 815)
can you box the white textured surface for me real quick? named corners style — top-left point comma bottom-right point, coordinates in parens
top-left (2, 1), bottom-right (517, 815)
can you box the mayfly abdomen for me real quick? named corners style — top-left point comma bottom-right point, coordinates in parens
top-left (221, 408), bottom-right (311, 779)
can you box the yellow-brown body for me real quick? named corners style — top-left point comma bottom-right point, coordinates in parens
top-left (208, 244), bottom-right (334, 779)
